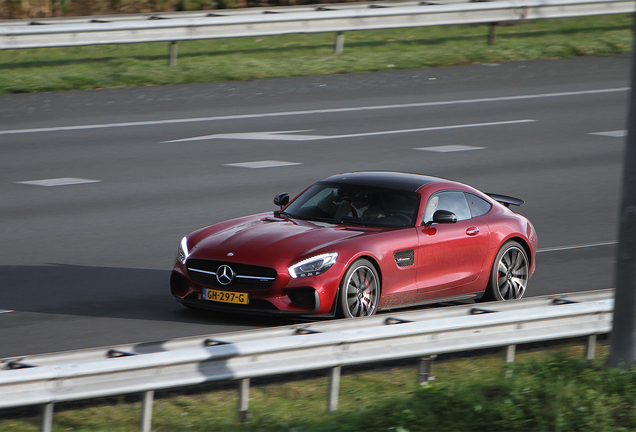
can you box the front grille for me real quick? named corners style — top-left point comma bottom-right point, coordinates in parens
top-left (186, 259), bottom-right (277, 290)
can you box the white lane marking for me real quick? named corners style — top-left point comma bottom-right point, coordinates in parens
top-left (168, 130), bottom-right (324, 143)
top-left (225, 160), bottom-right (302, 169)
top-left (17, 178), bottom-right (102, 187)
top-left (164, 120), bottom-right (536, 143)
top-left (0, 88), bottom-right (627, 136)
top-left (0, 310), bottom-right (14, 314)
top-left (537, 241), bottom-right (617, 253)
top-left (589, 130), bottom-right (627, 137)
top-left (415, 145), bottom-right (486, 152)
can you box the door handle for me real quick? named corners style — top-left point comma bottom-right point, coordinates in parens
top-left (466, 227), bottom-right (480, 236)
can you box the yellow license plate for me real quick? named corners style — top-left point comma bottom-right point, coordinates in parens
top-left (202, 289), bottom-right (249, 305)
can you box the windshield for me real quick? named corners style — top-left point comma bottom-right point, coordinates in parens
top-left (283, 182), bottom-right (420, 228)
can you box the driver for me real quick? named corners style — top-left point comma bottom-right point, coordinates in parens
top-left (348, 190), bottom-right (373, 217)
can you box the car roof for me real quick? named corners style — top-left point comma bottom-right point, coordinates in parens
top-left (319, 172), bottom-right (444, 192)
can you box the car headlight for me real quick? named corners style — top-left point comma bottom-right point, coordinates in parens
top-left (289, 253), bottom-right (338, 278)
top-left (177, 236), bottom-right (190, 264)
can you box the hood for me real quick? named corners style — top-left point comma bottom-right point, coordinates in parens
top-left (190, 214), bottom-right (374, 260)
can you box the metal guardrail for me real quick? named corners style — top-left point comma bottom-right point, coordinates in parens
top-left (0, 288), bottom-right (613, 370)
top-left (0, 290), bottom-right (614, 432)
top-left (0, 1), bottom-right (457, 26)
top-left (0, 0), bottom-right (633, 64)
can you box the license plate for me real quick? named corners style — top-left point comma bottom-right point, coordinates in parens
top-left (202, 288), bottom-right (249, 305)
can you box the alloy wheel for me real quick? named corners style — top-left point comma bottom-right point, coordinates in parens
top-left (344, 264), bottom-right (379, 317)
top-left (496, 245), bottom-right (528, 300)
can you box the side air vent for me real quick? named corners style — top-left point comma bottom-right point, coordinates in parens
top-left (394, 250), bottom-right (414, 267)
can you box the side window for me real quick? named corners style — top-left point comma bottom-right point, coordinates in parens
top-left (424, 191), bottom-right (471, 223)
top-left (465, 193), bottom-right (492, 218)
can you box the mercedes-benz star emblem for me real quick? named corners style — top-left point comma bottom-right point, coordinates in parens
top-left (216, 265), bottom-right (235, 286)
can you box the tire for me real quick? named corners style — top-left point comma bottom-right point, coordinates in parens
top-left (481, 241), bottom-right (529, 302)
top-left (337, 259), bottom-right (380, 318)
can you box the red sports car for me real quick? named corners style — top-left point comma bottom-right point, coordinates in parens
top-left (171, 172), bottom-right (537, 318)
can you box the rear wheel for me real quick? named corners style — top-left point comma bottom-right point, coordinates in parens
top-left (337, 259), bottom-right (380, 318)
top-left (481, 241), bottom-right (529, 302)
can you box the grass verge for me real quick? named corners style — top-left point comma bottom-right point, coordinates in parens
top-left (2, 343), bottom-right (636, 431)
top-left (0, 14), bottom-right (633, 94)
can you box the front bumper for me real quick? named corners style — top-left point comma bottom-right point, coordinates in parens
top-left (170, 258), bottom-right (344, 316)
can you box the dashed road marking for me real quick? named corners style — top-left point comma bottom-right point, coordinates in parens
top-left (225, 161), bottom-right (302, 169)
top-left (17, 178), bottom-right (102, 187)
top-left (167, 131), bottom-right (322, 142)
top-left (414, 145), bottom-right (486, 153)
top-left (589, 130), bottom-right (626, 137)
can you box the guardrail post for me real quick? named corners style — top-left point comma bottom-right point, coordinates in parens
top-left (40, 402), bottom-right (53, 432)
top-left (238, 378), bottom-right (250, 422)
top-left (418, 355), bottom-right (436, 385)
top-left (335, 32), bottom-right (344, 55)
top-left (140, 390), bottom-right (154, 432)
top-left (488, 23), bottom-right (498, 44)
top-left (504, 344), bottom-right (516, 363)
top-left (586, 334), bottom-right (597, 361)
top-left (504, 344), bottom-right (515, 378)
top-left (169, 41), bottom-right (178, 67)
top-left (327, 366), bottom-right (341, 412)
top-left (504, 344), bottom-right (516, 378)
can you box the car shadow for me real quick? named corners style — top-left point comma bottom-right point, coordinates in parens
top-left (0, 263), bottom-right (294, 328)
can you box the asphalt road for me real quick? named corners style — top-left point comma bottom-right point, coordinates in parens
top-left (0, 55), bottom-right (629, 358)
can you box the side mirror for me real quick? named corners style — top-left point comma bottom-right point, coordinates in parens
top-left (423, 210), bottom-right (458, 226)
top-left (433, 210), bottom-right (457, 224)
top-left (273, 193), bottom-right (290, 209)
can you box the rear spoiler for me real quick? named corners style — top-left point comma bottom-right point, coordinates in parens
top-left (486, 193), bottom-right (524, 208)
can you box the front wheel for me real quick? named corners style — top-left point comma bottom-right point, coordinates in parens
top-left (481, 241), bottom-right (529, 302)
top-left (337, 259), bottom-right (380, 318)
